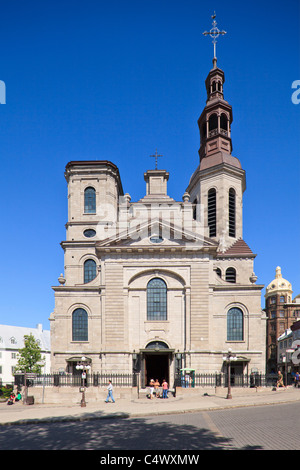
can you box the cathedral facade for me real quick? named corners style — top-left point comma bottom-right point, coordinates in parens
top-left (50, 58), bottom-right (266, 386)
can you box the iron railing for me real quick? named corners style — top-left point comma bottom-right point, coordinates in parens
top-left (15, 372), bottom-right (293, 389)
top-left (175, 373), bottom-right (292, 388)
top-left (15, 373), bottom-right (138, 388)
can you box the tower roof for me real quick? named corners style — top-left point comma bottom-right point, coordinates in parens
top-left (265, 266), bottom-right (293, 297)
top-left (219, 238), bottom-right (255, 257)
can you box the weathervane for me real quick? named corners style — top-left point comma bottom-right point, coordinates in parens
top-left (150, 149), bottom-right (163, 170)
top-left (203, 12), bottom-right (227, 65)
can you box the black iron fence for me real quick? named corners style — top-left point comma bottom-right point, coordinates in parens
top-left (15, 373), bottom-right (138, 388)
top-left (15, 372), bottom-right (293, 389)
top-left (175, 373), bottom-right (292, 388)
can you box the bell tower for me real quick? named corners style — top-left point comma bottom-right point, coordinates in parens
top-left (198, 64), bottom-right (233, 160)
top-left (187, 14), bottom-right (246, 252)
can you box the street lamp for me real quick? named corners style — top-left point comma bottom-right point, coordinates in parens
top-left (76, 356), bottom-right (91, 407)
top-left (223, 348), bottom-right (237, 399)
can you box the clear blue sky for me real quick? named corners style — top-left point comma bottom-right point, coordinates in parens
top-left (0, 0), bottom-right (299, 329)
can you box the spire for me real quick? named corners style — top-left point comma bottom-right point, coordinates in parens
top-left (198, 14), bottom-right (234, 162)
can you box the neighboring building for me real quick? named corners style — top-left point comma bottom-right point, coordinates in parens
top-left (0, 324), bottom-right (51, 385)
top-left (290, 320), bottom-right (300, 372)
top-left (50, 53), bottom-right (266, 387)
top-left (265, 267), bottom-right (300, 373)
top-left (277, 328), bottom-right (293, 376)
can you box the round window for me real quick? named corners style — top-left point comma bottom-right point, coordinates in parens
top-left (83, 229), bottom-right (96, 238)
top-left (150, 235), bottom-right (164, 244)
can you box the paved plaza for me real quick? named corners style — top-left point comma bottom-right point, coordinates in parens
top-left (1, 386), bottom-right (299, 426)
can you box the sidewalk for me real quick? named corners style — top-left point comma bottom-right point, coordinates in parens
top-left (1, 386), bottom-right (300, 426)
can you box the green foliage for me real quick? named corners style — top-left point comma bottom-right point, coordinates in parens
top-left (0, 386), bottom-right (13, 399)
top-left (14, 333), bottom-right (45, 375)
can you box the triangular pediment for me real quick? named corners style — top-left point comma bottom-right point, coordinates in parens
top-left (96, 218), bottom-right (218, 252)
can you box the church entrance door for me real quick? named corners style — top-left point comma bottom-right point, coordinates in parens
top-left (144, 353), bottom-right (169, 387)
top-left (141, 341), bottom-right (173, 388)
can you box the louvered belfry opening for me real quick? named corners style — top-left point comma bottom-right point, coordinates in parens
top-left (228, 188), bottom-right (236, 237)
top-left (208, 188), bottom-right (217, 237)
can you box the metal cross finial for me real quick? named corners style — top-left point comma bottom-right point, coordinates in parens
top-left (203, 12), bottom-right (227, 63)
top-left (150, 149), bottom-right (163, 169)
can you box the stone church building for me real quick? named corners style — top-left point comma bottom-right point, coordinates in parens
top-left (50, 57), bottom-right (266, 386)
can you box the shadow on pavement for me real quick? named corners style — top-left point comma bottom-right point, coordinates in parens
top-left (0, 413), bottom-right (262, 451)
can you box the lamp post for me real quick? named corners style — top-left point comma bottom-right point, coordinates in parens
top-left (76, 356), bottom-right (91, 407)
top-left (223, 348), bottom-right (237, 399)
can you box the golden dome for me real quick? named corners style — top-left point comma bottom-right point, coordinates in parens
top-left (265, 266), bottom-right (292, 297)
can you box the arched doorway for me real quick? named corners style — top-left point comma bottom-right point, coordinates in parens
top-left (141, 341), bottom-right (173, 388)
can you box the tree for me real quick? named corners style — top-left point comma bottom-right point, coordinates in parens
top-left (15, 333), bottom-right (45, 375)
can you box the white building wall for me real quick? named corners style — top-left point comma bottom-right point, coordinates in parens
top-left (0, 324), bottom-right (51, 385)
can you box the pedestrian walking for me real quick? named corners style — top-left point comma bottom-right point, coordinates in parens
top-left (294, 371), bottom-right (299, 388)
top-left (105, 380), bottom-right (115, 403)
top-left (162, 379), bottom-right (168, 399)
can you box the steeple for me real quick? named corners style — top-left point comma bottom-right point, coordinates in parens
top-left (199, 14), bottom-right (235, 164)
top-left (186, 15), bottom-right (246, 250)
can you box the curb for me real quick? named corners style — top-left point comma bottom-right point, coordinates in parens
top-left (1, 396), bottom-right (300, 426)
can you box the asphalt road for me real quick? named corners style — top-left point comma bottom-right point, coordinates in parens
top-left (0, 401), bottom-right (299, 452)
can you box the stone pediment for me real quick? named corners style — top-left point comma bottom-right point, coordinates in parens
top-left (96, 218), bottom-right (218, 253)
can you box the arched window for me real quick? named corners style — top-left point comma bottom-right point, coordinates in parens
top-left (228, 188), bottom-right (236, 237)
top-left (209, 113), bottom-right (218, 131)
top-left (227, 307), bottom-right (244, 341)
top-left (84, 259), bottom-right (97, 284)
top-left (226, 267), bottom-right (236, 283)
top-left (84, 187), bottom-right (96, 214)
top-left (215, 268), bottom-right (222, 278)
top-left (72, 308), bottom-right (88, 341)
top-left (208, 188), bottom-right (216, 237)
top-left (220, 113), bottom-right (228, 131)
top-left (147, 278), bottom-right (167, 321)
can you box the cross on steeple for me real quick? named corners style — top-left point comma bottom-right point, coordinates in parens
top-left (150, 149), bottom-right (163, 170)
top-left (203, 12), bottom-right (227, 67)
